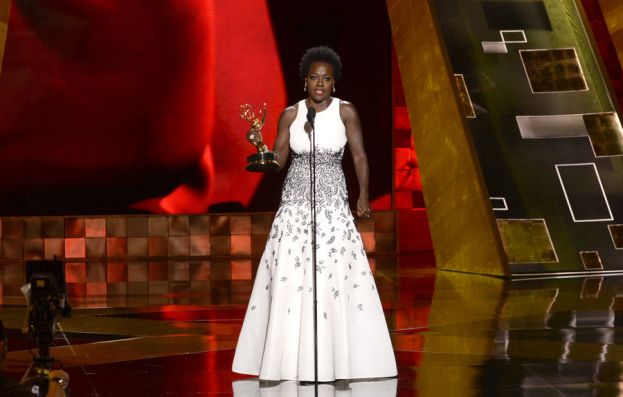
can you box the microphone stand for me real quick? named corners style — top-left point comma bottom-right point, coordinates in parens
top-left (306, 107), bottom-right (318, 389)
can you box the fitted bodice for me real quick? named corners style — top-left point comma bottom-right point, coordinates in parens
top-left (289, 98), bottom-right (347, 154)
top-left (280, 98), bottom-right (349, 210)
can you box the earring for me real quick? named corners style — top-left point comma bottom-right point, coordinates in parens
top-left (333, 86), bottom-right (336, 93)
top-left (304, 82), bottom-right (307, 92)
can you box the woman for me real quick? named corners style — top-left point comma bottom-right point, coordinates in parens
top-left (232, 46), bottom-right (397, 382)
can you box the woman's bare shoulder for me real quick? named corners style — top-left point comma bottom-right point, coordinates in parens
top-left (338, 100), bottom-right (358, 120)
top-left (280, 103), bottom-right (299, 120)
top-left (279, 104), bottom-right (298, 125)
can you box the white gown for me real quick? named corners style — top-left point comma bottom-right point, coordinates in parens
top-left (232, 98), bottom-right (397, 382)
top-left (232, 378), bottom-right (398, 396)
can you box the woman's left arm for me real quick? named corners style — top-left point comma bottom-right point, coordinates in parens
top-left (341, 101), bottom-right (371, 218)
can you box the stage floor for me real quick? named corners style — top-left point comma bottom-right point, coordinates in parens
top-left (2, 252), bottom-right (623, 396)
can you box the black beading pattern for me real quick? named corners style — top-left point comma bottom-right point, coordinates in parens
top-left (279, 148), bottom-right (348, 211)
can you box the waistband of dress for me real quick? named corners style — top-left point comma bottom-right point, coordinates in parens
top-left (291, 150), bottom-right (343, 163)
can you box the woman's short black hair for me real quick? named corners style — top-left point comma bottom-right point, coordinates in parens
top-left (299, 46), bottom-right (342, 81)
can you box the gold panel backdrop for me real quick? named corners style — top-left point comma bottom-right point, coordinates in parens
top-left (386, 0), bottom-right (508, 275)
top-left (0, 0), bottom-right (10, 78)
top-left (598, 0), bottom-right (623, 68)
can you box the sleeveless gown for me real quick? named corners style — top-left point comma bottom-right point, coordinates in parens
top-left (232, 98), bottom-right (397, 382)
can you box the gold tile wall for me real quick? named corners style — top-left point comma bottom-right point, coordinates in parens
top-left (0, 212), bottom-right (396, 296)
top-left (584, 112), bottom-right (623, 156)
top-left (497, 219), bottom-right (558, 264)
top-left (520, 48), bottom-right (588, 92)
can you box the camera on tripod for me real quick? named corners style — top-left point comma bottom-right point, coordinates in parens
top-left (23, 258), bottom-right (70, 396)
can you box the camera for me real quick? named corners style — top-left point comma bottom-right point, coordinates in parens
top-left (24, 258), bottom-right (69, 396)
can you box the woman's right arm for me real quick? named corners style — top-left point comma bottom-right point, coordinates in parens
top-left (246, 105), bottom-right (296, 171)
top-left (271, 106), bottom-right (297, 170)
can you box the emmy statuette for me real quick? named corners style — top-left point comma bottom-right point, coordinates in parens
top-left (240, 103), bottom-right (279, 172)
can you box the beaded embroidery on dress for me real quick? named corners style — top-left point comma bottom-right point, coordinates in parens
top-left (232, 98), bottom-right (397, 382)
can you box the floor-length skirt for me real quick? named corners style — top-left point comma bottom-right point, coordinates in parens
top-left (232, 152), bottom-right (397, 381)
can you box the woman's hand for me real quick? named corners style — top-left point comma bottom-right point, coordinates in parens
top-left (246, 127), bottom-right (263, 147)
top-left (356, 195), bottom-right (371, 218)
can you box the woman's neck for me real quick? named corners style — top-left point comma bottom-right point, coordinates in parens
top-left (306, 97), bottom-right (333, 113)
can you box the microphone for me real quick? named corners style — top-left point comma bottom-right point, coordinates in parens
top-left (306, 107), bottom-right (316, 126)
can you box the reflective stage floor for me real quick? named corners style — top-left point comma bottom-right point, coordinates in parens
top-left (2, 252), bottom-right (623, 396)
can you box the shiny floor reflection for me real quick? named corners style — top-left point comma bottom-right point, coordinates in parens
top-left (232, 378), bottom-right (398, 396)
top-left (3, 253), bottom-right (623, 396)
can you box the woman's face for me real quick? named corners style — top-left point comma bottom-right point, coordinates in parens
top-left (305, 62), bottom-right (335, 103)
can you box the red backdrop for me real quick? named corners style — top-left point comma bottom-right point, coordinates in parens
top-left (0, 0), bottom-right (391, 215)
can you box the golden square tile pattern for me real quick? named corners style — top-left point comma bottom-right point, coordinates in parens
top-left (85, 218), bottom-right (106, 237)
top-left (608, 224), bottom-right (623, 249)
top-left (44, 217), bottom-right (64, 238)
top-left (24, 218), bottom-right (43, 238)
top-left (583, 112), bottom-right (623, 157)
top-left (65, 218), bottom-right (85, 238)
top-left (3, 218), bottom-right (23, 239)
top-left (0, 212), bottom-right (394, 262)
top-left (1, 212), bottom-right (394, 297)
top-left (169, 216), bottom-right (189, 236)
top-left (520, 48), bottom-right (588, 92)
top-left (127, 217), bottom-right (148, 237)
top-left (580, 251), bottom-right (604, 270)
top-left (86, 238), bottom-right (106, 258)
top-left (497, 219), bottom-right (558, 264)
